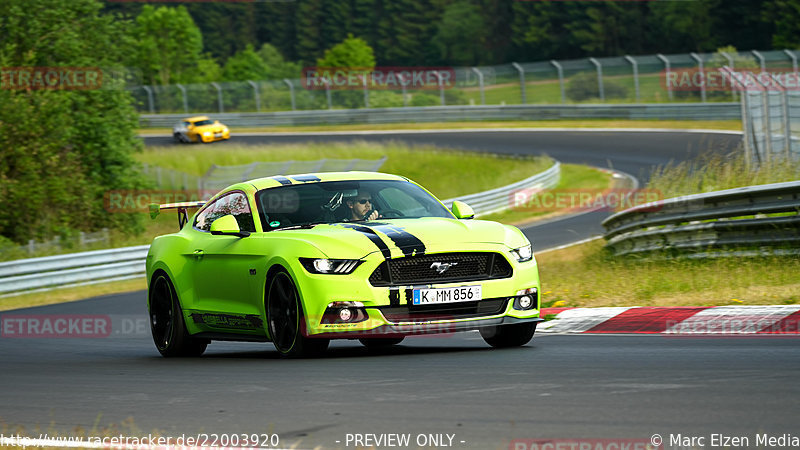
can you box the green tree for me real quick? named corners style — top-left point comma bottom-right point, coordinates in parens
top-left (767, 0), bottom-right (800, 49)
top-left (258, 44), bottom-right (302, 79)
top-left (222, 44), bottom-right (270, 81)
top-left (316, 34), bottom-right (376, 69)
top-left (434, 1), bottom-right (487, 66)
top-left (131, 5), bottom-right (203, 85)
top-left (0, 0), bottom-right (145, 244)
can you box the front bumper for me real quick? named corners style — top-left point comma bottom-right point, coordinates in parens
top-left (311, 315), bottom-right (544, 339)
top-left (291, 249), bottom-right (541, 338)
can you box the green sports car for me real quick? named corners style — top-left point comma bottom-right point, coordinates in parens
top-left (146, 171), bottom-right (542, 357)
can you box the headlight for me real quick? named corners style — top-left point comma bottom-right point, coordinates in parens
top-left (510, 244), bottom-right (533, 262)
top-left (299, 258), bottom-right (363, 274)
top-left (223, 127), bottom-right (229, 132)
top-left (203, 131), bottom-right (211, 136)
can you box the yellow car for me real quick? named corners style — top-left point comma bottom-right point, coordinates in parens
top-left (173, 116), bottom-right (230, 143)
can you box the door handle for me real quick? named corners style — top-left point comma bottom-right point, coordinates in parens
top-left (193, 249), bottom-right (204, 259)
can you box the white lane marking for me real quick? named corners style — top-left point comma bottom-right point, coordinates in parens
top-left (538, 307), bottom-right (633, 333)
top-left (663, 305), bottom-right (800, 334)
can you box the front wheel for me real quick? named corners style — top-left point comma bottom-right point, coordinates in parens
top-left (149, 274), bottom-right (208, 357)
top-left (266, 270), bottom-right (330, 358)
top-left (480, 322), bottom-right (536, 348)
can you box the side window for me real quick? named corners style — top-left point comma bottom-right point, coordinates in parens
top-left (194, 192), bottom-right (256, 232)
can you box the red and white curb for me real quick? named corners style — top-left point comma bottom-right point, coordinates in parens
top-left (538, 305), bottom-right (800, 335)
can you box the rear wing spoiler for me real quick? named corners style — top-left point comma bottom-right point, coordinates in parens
top-left (149, 201), bottom-right (206, 229)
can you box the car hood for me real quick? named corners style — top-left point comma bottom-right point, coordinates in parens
top-left (273, 217), bottom-right (528, 259)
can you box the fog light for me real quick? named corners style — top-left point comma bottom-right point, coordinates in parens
top-left (339, 308), bottom-right (353, 322)
top-left (513, 287), bottom-right (538, 310)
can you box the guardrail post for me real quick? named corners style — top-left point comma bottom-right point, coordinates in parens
top-left (749, 73), bottom-right (774, 165)
top-left (720, 51), bottom-right (737, 102)
top-left (589, 58), bottom-right (605, 102)
top-left (324, 79), bottom-right (332, 109)
top-left (550, 60), bottom-right (566, 104)
top-left (283, 79), bottom-right (296, 111)
top-left (656, 54), bottom-right (673, 101)
top-left (362, 73), bottom-right (369, 108)
top-left (624, 56), bottom-right (640, 103)
top-left (176, 84), bottom-right (188, 113)
top-left (722, 67), bottom-right (754, 168)
top-left (511, 62), bottom-right (526, 104)
top-left (768, 72), bottom-right (792, 160)
top-left (210, 82), bottom-right (224, 113)
top-left (784, 49), bottom-right (798, 74)
top-left (433, 71), bottom-right (445, 106)
top-left (752, 50), bottom-right (767, 73)
top-left (247, 80), bottom-right (261, 112)
top-left (397, 73), bottom-right (408, 107)
top-left (142, 86), bottom-right (155, 114)
top-left (690, 53), bottom-right (706, 103)
top-left (471, 67), bottom-right (485, 105)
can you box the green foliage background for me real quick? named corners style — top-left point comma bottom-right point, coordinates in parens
top-left (0, 0), bottom-right (146, 244)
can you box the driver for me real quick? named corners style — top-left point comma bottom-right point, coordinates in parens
top-left (345, 189), bottom-right (380, 221)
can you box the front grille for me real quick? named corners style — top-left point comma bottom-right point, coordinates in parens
top-left (369, 252), bottom-right (513, 286)
top-left (377, 298), bottom-right (509, 323)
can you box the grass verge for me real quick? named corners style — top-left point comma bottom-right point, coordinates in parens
top-left (480, 164), bottom-right (613, 226)
top-left (537, 240), bottom-right (800, 308)
top-left (647, 151), bottom-right (800, 198)
top-left (138, 141), bottom-right (552, 201)
top-left (0, 279), bottom-right (146, 312)
top-left (139, 119), bottom-right (742, 134)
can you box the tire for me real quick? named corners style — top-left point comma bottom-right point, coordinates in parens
top-left (359, 337), bottom-right (404, 348)
top-left (266, 270), bottom-right (330, 358)
top-left (173, 133), bottom-right (182, 143)
top-left (149, 273), bottom-right (208, 357)
top-left (480, 322), bottom-right (537, 348)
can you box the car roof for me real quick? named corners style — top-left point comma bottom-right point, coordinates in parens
top-left (248, 171), bottom-right (408, 190)
top-left (185, 116), bottom-right (210, 122)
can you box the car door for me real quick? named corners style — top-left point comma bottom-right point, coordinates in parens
top-left (189, 191), bottom-right (264, 321)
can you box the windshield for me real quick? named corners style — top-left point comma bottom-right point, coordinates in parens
top-left (192, 119), bottom-right (213, 126)
top-left (255, 179), bottom-right (453, 230)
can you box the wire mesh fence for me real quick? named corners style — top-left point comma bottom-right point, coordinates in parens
top-left (736, 70), bottom-right (800, 164)
top-left (128, 49), bottom-right (799, 114)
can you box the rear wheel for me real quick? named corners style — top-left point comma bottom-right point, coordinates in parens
top-left (359, 337), bottom-right (404, 348)
top-left (149, 273), bottom-right (208, 357)
top-left (266, 270), bottom-right (329, 358)
top-left (480, 322), bottom-right (536, 348)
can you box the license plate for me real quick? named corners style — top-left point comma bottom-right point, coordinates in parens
top-left (412, 285), bottom-right (482, 305)
top-left (214, 132), bottom-right (223, 138)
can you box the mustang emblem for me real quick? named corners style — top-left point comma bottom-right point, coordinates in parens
top-left (430, 262), bottom-right (458, 274)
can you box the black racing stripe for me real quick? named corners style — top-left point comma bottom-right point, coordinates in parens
top-left (341, 224), bottom-right (392, 259)
top-left (290, 174), bottom-right (321, 183)
top-left (272, 176), bottom-right (292, 186)
top-left (369, 224), bottom-right (426, 257)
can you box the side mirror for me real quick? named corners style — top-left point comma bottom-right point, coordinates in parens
top-left (451, 201), bottom-right (475, 219)
top-left (210, 215), bottom-right (250, 237)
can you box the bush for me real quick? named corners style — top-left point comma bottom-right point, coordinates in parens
top-left (566, 71), bottom-right (628, 102)
top-left (410, 93), bottom-right (441, 107)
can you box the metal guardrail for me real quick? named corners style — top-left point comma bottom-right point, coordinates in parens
top-left (603, 181), bottom-right (800, 257)
top-left (0, 162), bottom-right (560, 297)
top-left (140, 103), bottom-right (740, 128)
top-left (442, 161), bottom-right (560, 216)
top-left (0, 246), bottom-right (149, 296)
